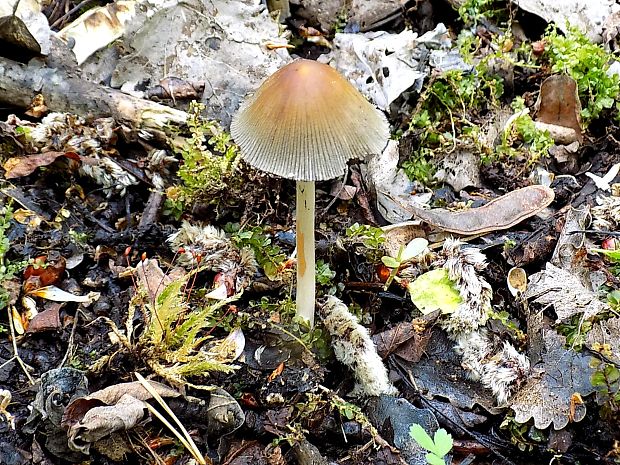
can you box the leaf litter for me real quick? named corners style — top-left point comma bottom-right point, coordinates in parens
top-left (1, 0), bottom-right (620, 464)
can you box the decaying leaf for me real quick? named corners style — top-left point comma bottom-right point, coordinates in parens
top-left (525, 263), bottom-right (609, 323)
top-left (535, 74), bottom-right (583, 144)
top-left (510, 331), bottom-right (596, 430)
top-left (3, 151), bottom-right (77, 179)
top-left (406, 268), bottom-right (462, 315)
top-left (26, 305), bottom-right (61, 333)
top-left (397, 330), bottom-right (500, 414)
top-left (204, 387), bottom-right (246, 438)
top-left (372, 312), bottom-right (438, 362)
top-left (586, 317), bottom-right (620, 365)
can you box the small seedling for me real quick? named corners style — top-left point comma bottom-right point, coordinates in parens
top-left (228, 224), bottom-right (287, 281)
top-left (381, 238), bottom-right (428, 289)
top-left (409, 423), bottom-right (453, 465)
top-left (0, 205), bottom-right (26, 312)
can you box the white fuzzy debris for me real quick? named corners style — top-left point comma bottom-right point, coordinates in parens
top-left (454, 330), bottom-right (530, 404)
top-left (320, 296), bottom-right (397, 397)
top-left (440, 239), bottom-right (493, 333)
top-left (167, 221), bottom-right (257, 292)
top-left (592, 194), bottom-right (620, 230)
top-left (438, 239), bottom-right (530, 404)
top-left (25, 112), bottom-right (137, 196)
top-left (79, 157), bottom-right (138, 196)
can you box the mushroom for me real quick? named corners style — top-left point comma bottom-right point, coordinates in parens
top-left (231, 58), bottom-right (389, 326)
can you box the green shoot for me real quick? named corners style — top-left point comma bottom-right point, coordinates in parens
top-left (409, 423), bottom-right (453, 465)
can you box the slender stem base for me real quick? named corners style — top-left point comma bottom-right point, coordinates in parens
top-left (296, 180), bottom-right (316, 327)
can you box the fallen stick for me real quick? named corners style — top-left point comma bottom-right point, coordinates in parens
top-left (0, 56), bottom-right (188, 140)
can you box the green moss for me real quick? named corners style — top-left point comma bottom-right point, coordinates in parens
top-left (165, 102), bottom-right (241, 218)
top-left (543, 26), bottom-right (620, 124)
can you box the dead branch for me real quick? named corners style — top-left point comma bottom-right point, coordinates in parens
top-left (0, 56), bottom-right (188, 140)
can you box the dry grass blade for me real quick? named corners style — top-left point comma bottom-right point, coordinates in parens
top-left (135, 372), bottom-right (207, 465)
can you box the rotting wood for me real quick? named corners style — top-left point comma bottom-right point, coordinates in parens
top-left (0, 56), bottom-right (187, 141)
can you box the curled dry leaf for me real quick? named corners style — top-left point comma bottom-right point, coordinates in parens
top-left (535, 74), bottom-right (583, 144)
top-left (3, 151), bottom-right (79, 179)
top-left (62, 381), bottom-right (181, 454)
top-left (372, 311), bottom-right (438, 362)
top-left (404, 330), bottom-right (501, 414)
top-left (403, 185), bottom-right (555, 235)
top-left (67, 394), bottom-right (149, 453)
top-left (27, 285), bottom-right (98, 304)
top-left (510, 331), bottom-right (596, 430)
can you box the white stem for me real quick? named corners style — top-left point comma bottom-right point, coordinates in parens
top-left (296, 180), bottom-right (315, 327)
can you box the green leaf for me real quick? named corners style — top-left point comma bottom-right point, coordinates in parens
top-left (592, 248), bottom-right (620, 263)
top-left (401, 238), bottom-right (429, 262)
top-left (591, 370), bottom-right (607, 387)
top-left (381, 256), bottom-right (401, 269)
top-left (406, 268), bottom-right (462, 315)
top-left (432, 429), bottom-right (453, 457)
top-left (426, 454), bottom-right (446, 465)
top-left (605, 365), bottom-right (620, 384)
top-left (409, 424), bottom-right (435, 452)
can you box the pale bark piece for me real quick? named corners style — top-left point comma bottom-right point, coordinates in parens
top-left (0, 56), bottom-right (187, 140)
top-left (511, 0), bottom-right (619, 42)
top-left (326, 25), bottom-right (455, 111)
top-left (58, 1), bottom-right (136, 65)
top-left (109, 0), bottom-right (289, 128)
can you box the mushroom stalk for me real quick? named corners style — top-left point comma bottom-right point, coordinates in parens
top-left (296, 180), bottom-right (315, 326)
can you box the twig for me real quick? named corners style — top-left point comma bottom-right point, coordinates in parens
top-left (6, 306), bottom-right (35, 385)
top-left (50, 0), bottom-right (96, 29)
top-left (57, 309), bottom-right (83, 368)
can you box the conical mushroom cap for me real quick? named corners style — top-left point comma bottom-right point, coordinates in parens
top-left (231, 59), bottom-right (389, 181)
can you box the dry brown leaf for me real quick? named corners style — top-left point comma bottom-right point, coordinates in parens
top-left (535, 74), bottom-right (583, 143)
top-left (372, 312), bottom-right (437, 362)
top-left (3, 151), bottom-right (78, 179)
top-left (135, 258), bottom-right (186, 303)
top-left (67, 394), bottom-right (149, 453)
